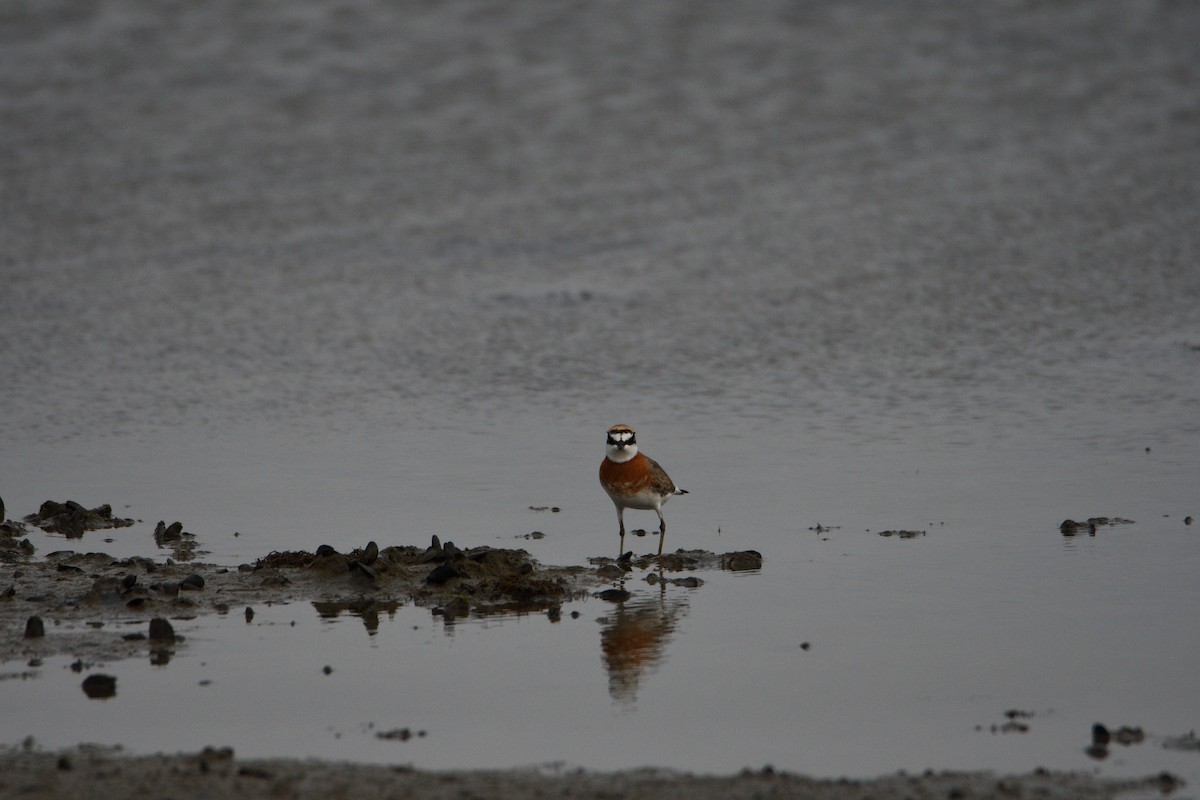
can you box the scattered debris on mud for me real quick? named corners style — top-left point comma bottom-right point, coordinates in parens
top-left (1059, 517), bottom-right (1136, 536)
top-left (1, 513), bottom-right (761, 663)
top-left (23, 500), bottom-right (136, 539)
top-left (0, 744), bottom-right (1182, 800)
top-left (876, 530), bottom-right (926, 539)
top-left (588, 549), bottom-right (763, 574)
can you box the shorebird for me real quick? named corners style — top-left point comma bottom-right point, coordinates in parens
top-left (598, 424), bottom-right (688, 556)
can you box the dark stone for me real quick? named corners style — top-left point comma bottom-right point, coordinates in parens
top-left (24, 616), bottom-right (45, 638)
top-left (180, 573), bottom-right (205, 591)
top-left (595, 588), bottom-right (631, 603)
top-left (81, 673), bottom-right (117, 699)
top-left (149, 617), bottom-right (176, 642)
top-left (1092, 723), bottom-right (1110, 746)
top-left (425, 563), bottom-right (463, 585)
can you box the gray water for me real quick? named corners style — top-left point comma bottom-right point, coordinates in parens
top-left (3, 0), bottom-right (1199, 783)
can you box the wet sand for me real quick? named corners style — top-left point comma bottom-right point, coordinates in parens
top-left (0, 745), bottom-right (1181, 800)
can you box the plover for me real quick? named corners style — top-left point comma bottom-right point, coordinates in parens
top-left (599, 424), bottom-right (688, 556)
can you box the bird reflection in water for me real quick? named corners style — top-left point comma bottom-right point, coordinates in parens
top-left (598, 579), bottom-right (688, 706)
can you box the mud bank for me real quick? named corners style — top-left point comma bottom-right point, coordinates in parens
top-left (1, 538), bottom-right (761, 662)
top-left (0, 746), bottom-right (1181, 800)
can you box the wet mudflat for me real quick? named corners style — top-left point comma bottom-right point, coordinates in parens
top-left (4, 0), bottom-right (1200, 795)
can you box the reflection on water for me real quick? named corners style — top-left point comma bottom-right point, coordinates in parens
top-left (597, 579), bottom-right (689, 706)
top-left (312, 599), bottom-right (404, 635)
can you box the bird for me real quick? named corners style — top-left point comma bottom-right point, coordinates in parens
top-left (599, 424), bottom-right (688, 556)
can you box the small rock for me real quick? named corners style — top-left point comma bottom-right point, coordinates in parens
top-left (24, 616), bottom-right (45, 638)
top-left (425, 563), bottom-right (462, 585)
top-left (180, 574), bottom-right (205, 591)
top-left (148, 617), bottom-right (176, 642)
top-left (322, 665), bottom-right (333, 675)
top-left (1092, 723), bottom-right (1110, 746)
top-left (1185, 516), bottom-right (1193, 526)
top-left (1060, 519), bottom-right (1079, 535)
top-left (595, 588), bottom-right (631, 603)
top-left (245, 607), bottom-right (255, 623)
top-left (81, 673), bottom-right (117, 699)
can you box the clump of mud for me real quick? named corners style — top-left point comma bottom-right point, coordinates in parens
top-left (24, 500), bottom-right (135, 539)
top-left (1059, 517), bottom-right (1136, 536)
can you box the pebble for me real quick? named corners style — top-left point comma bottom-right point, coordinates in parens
top-left (180, 573), bottom-right (205, 590)
top-left (149, 617), bottom-right (176, 642)
top-left (24, 616), bottom-right (45, 638)
top-left (81, 673), bottom-right (117, 699)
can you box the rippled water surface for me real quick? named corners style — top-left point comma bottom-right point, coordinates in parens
top-left (3, 0), bottom-right (1199, 785)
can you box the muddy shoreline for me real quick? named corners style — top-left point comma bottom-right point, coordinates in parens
top-left (1, 530), bottom-right (1187, 798)
top-left (0, 745), bottom-right (1182, 800)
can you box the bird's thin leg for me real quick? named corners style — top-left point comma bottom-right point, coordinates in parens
top-left (617, 507), bottom-right (626, 555)
top-left (657, 511), bottom-right (666, 556)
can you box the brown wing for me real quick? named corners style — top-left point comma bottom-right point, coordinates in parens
top-left (643, 456), bottom-right (679, 497)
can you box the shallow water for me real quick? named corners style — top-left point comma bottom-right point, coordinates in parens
top-left (3, 0), bottom-right (1200, 785)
